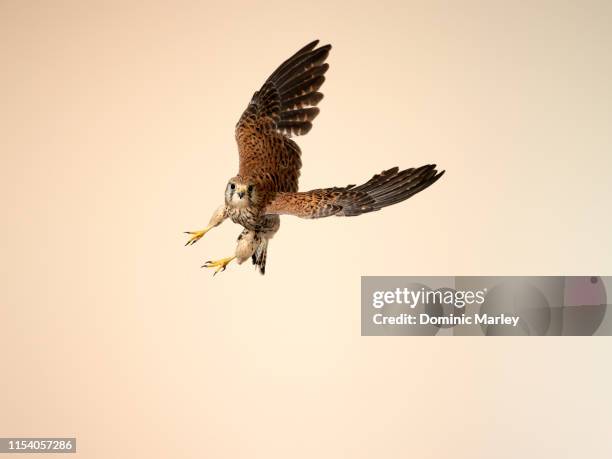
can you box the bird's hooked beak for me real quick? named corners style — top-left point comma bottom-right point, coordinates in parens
top-left (237, 191), bottom-right (245, 199)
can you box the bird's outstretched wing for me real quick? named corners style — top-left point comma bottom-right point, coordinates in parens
top-left (264, 165), bottom-right (444, 218)
top-left (235, 40), bottom-right (331, 189)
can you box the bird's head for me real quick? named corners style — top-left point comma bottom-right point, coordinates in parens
top-left (225, 177), bottom-right (258, 209)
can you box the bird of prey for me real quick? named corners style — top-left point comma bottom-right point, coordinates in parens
top-left (185, 40), bottom-right (444, 275)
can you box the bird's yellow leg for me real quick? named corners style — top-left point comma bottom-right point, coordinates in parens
top-left (184, 227), bottom-right (211, 246)
top-left (202, 256), bottom-right (236, 276)
top-left (184, 205), bottom-right (228, 246)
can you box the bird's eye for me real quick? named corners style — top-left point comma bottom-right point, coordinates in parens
top-left (230, 183), bottom-right (236, 190)
top-left (247, 185), bottom-right (254, 193)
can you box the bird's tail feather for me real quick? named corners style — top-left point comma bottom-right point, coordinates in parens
top-left (251, 239), bottom-right (268, 275)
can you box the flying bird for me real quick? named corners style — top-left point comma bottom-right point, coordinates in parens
top-left (185, 40), bottom-right (444, 275)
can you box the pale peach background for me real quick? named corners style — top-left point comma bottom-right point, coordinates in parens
top-left (1, 1), bottom-right (612, 458)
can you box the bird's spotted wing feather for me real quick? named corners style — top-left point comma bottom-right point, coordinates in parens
top-left (235, 40), bottom-right (331, 191)
top-left (264, 165), bottom-right (445, 218)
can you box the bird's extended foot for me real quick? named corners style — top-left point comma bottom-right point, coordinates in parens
top-left (202, 256), bottom-right (236, 276)
top-left (184, 227), bottom-right (210, 246)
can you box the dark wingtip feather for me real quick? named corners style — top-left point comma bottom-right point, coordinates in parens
top-left (245, 40), bottom-right (332, 137)
top-left (301, 40), bottom-right (320, 52)
top-left (337, 164), bottom-right (445, 216)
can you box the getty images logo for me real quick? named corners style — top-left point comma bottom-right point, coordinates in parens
top-left (372, 287), bottom-right (488, 309)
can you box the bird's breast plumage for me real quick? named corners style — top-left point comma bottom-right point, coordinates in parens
top-left (228, 206), bottom-right (262, 231)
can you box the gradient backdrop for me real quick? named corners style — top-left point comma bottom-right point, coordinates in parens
top-left (1, 1), bottom-right (612, 458)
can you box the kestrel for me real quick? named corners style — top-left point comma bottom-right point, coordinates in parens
top-left (185, 40), bottom-right (444, 275)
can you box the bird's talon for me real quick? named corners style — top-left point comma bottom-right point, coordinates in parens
top-left (201, 256), bottom-right (236, 276)
top-left (184, 228), bottom-right (209, 246)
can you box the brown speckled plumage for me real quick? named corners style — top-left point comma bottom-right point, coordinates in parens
top-left (265, 165), bottom-right (443, 218)
top-left (188, 40), bottom-right (444, 275)
top-left (235, 42), bottom-right (330, 189)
